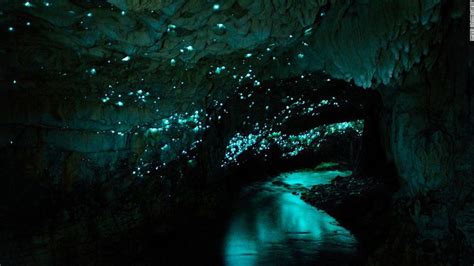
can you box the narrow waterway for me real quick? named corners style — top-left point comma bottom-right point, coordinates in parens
top-left (223, 170), bottom-right (360, 266)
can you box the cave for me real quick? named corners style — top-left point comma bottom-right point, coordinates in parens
top-left (0, 0), bottom-right (473, 265)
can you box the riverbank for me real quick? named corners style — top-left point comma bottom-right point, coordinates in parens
top-left (300, 171), bottom-right (398, 254)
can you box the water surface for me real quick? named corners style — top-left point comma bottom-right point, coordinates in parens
top-left (224, 170), bottom-right (358, 266)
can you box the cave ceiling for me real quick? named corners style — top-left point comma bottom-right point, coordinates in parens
top-left (0, 0), bottom-right (464, 174)
top-left (1, 0), bottom-right (456, 97)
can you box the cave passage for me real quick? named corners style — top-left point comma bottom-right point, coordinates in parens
top-left (223, 169), bottom-right (359, 266)
top-left (1, 0), bottom-right (471, 265)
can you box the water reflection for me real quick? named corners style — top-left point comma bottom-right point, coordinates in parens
top-left (277, 170), bottom-right (352, 188)
top-left (224, 170), bottom-right (358, 266)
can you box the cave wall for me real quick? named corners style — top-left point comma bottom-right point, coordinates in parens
top-left (373, 15), bottom-right (474, 264)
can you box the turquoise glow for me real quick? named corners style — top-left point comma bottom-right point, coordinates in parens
top-left (278, 170), bottom-right (351, 187)
top-left (224, 170), bottom-right (358, 265)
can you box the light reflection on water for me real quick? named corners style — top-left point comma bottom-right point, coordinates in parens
top-left (278, 170), bottom-right (352, 188)
top-left (224, 170), bottom-right (358, 266)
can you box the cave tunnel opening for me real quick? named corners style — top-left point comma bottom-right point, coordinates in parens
top-left (197, 74), bottom-right (399, 266)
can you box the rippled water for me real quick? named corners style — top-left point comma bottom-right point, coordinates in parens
top-left (223, 170), bottom-right (359, 266)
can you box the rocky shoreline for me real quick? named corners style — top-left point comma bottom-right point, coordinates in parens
top-left (300, 172), bottom-right (397, 258)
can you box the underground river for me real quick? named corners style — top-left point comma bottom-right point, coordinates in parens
top-left (223, 169), bottom-right (361, 266)
top-left (141, 169), bottom-right (363, 265)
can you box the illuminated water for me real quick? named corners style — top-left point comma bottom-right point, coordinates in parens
top-left (223, 170), bottom-right (359, 266)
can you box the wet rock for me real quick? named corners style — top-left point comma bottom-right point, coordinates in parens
top-left (301, 174), bottom-right (397, 252)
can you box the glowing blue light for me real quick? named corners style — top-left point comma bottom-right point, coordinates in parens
top-left (185, 45), bottom-right (194, 51)
top-left (86, 12), bottom-right (92, 17)
top-left (90, 68), bottom-right (97, 75)
top-left (297, 53), bottom-right (305, 59)
top-left (170, 58), bottom-right (176, 66)
top-left (213, 4), bottom-right (220, 11)
top-left (167, 24), bottom-right (176, 32)
top-left (116, 101), bottom-right (124, 107)
top-left (215, 66), bottom-right (226, 74)
top-left (8, 27), bottom-right (14, 32)
top-left (245, 53), bottom-right (253, 58)
top-left (121, 55), bottom-right (131, 61)
top-left (121, 10), bottom-right (126, 15)
top-left (24, 1), bottom-right (32, 7)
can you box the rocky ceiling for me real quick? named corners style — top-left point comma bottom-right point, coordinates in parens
top-left (0, 0), bottom-right (464, 182)
top-left (2, 0), bottom-right (459, 92)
